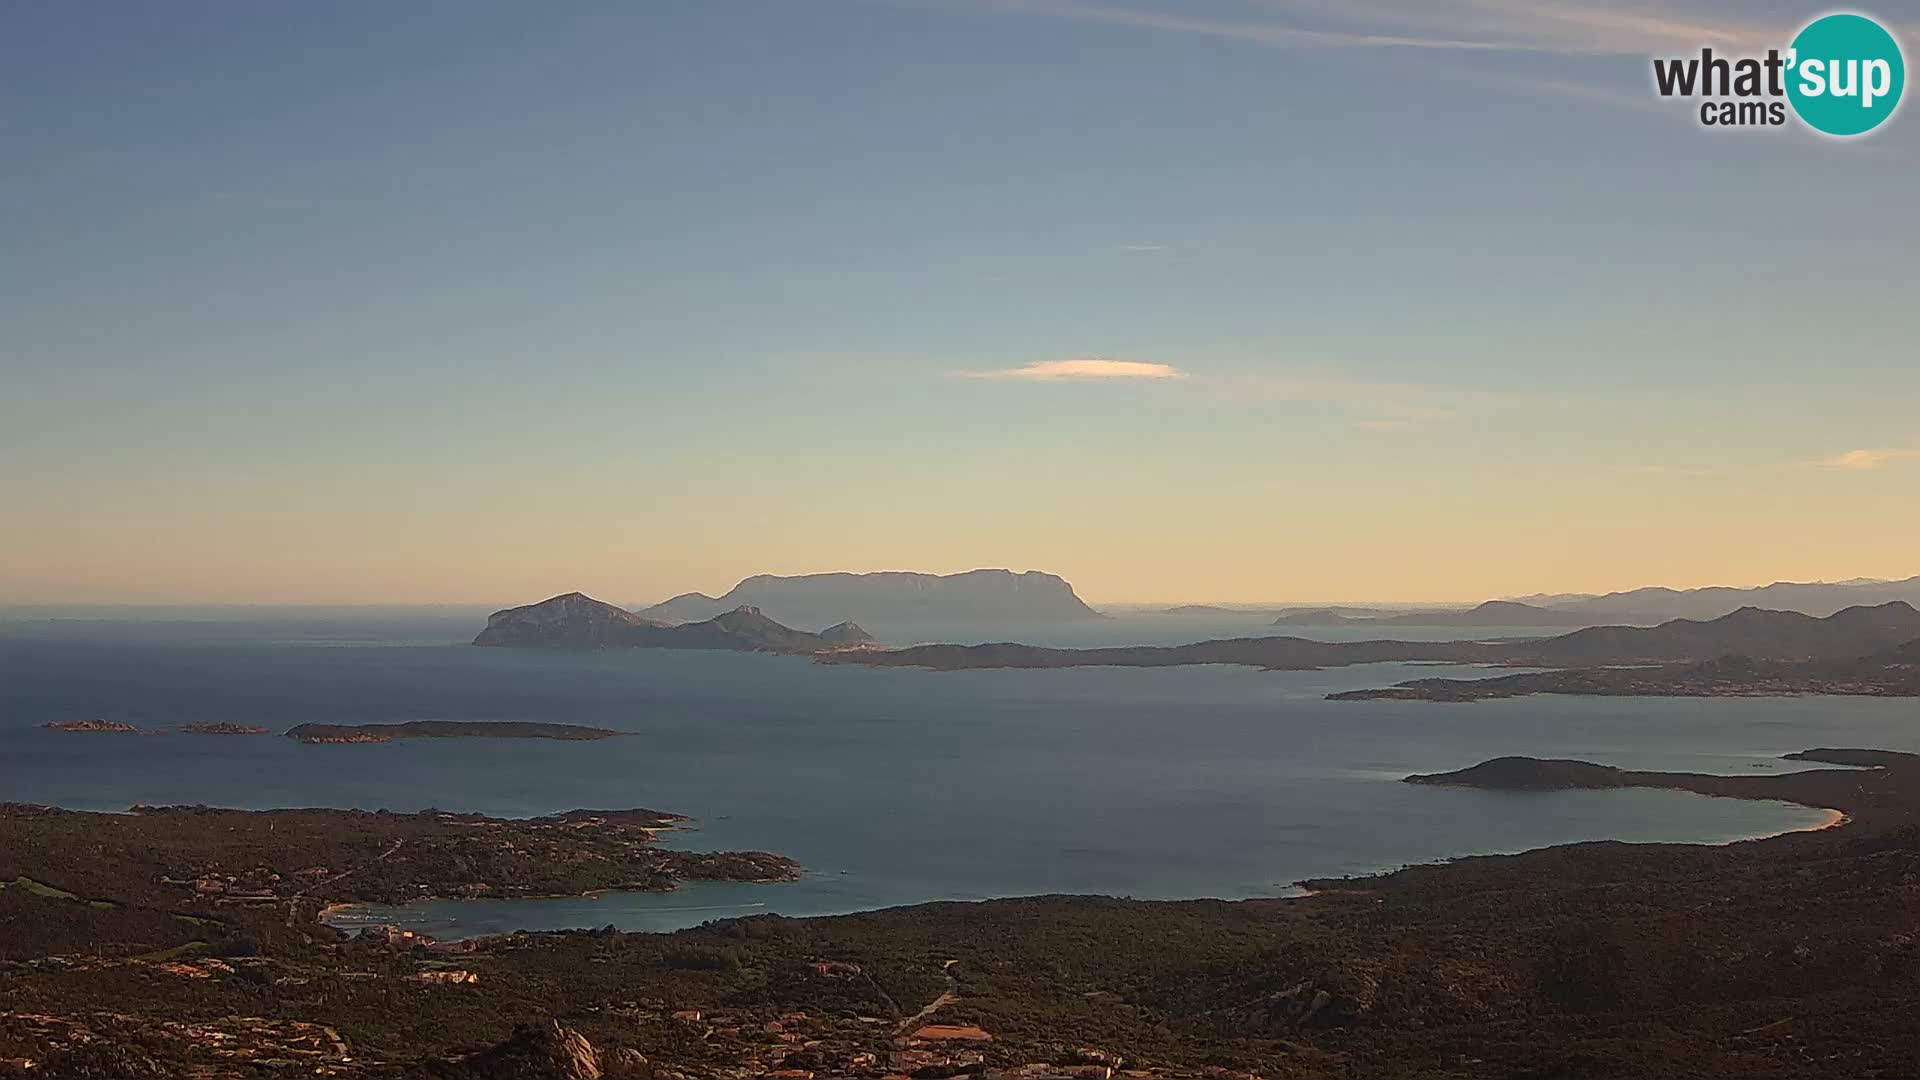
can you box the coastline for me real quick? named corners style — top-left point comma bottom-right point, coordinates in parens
top-left (8, 748), bottom-right (1920, 1077)
top-left (1791, 806), bottom-right (1850, 834)
top-left (322, 783), bottom-right (1853, 939)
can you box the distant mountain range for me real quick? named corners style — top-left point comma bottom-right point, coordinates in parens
top-left (472, 592), bottom-right (873, 654)
top-left (1507, 575), bottom-right (1920, 622)
top-left (1154, 575), bottom-right (1920, 628)
top-left (1271, 600), bottom-right (1597, 628)
top-left (1333, 636), bottom-right (1920, 703)
top-left (827, 602), bottom-right (1920, 674)
top-left (1503, 601), bottom-right (1920, 666)
top-left (638, 569), bottom-right (1099, 627)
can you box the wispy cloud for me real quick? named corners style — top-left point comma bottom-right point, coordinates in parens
top-left (1214, 368), bottom-right (1525, 431)
top-left (1263, 0), bottom-right (1783, 54)
top-left (976, 0), bottom-right (1541, 52)
top-left (973, 1), bottom-right (1881, 57)
top-left (956, 1), bottom-right (1920, 118)
top-left (1814, 448), bottom-right (1920, 471)
top-left (962, 357), bottom-right (1188, 380)
top-left (1351, 403), bottom-right (1460, 431)
top-left (1628, 463), bottom-right (1718, 477)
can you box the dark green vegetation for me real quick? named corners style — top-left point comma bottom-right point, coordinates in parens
top-left (831, 601), bottom-right (1920, 674)
top-left (473, 592), bottom-right (874, 653)
top-left (0, 803), bottom-right (797, 956)
top-left (1334, 635), bottom-right (1920, 702)
top-left (4, 752), bottom-right (1919, 1077)
top-left (285, 721), bottom-right (621, 743)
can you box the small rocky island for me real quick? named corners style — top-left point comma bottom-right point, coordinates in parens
top-left (42, 719), bottom-right (141, 733)
top-left (179, 722), bottom-right (269, 735)
top-left (285, 721), bottom-right (621, 744)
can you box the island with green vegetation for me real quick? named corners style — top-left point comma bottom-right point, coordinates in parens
top-left (4, 751), bottom-right (1918, 1078)
top-left (285, 721), bottom-right (623, 744)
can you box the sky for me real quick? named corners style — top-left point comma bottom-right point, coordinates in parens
top-left (4, 0), bottom-right (1918, 606)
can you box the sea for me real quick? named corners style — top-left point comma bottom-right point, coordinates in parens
top-left (3, 606), bottom-right (1913, 937)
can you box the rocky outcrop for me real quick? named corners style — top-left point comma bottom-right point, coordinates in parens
top-left (43, 720), bottom-right (142, 733)
top-left (474, 593), bottom-right (666, 648)
top-left (817, 621), bottom-right (876, 646)
top-left (474, 595), bottom-right (868, 655)
top-left (426, 1020), bottom-right (609, 1079)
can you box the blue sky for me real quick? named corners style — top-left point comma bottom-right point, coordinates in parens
top-left (4, 1), bottom-right (1917, 604)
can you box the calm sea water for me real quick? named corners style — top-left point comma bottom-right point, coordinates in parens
top-left (3, 608), bottom-right (1913, 936)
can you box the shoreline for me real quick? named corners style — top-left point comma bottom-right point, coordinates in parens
top-left (1790, 806), bottom-right (1850, 834)
top-left (321, 785), bottom-right (1853, 939)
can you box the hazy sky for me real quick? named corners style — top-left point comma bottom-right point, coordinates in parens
top-left (4, 1), bottom-right (1917, 605)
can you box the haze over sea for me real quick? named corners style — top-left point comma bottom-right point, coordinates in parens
top-left (4, 608), bottom-right (1913, 937)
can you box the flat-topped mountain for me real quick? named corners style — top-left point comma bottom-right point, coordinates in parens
top-left (640, 569), bottom-right (1099, 626)
top-left (474, 593), bottom-right (872, 654)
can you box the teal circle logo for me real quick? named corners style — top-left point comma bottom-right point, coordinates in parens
top-left (1786, 13), bottom-right (1906, 136)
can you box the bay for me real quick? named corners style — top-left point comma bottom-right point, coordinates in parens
top-left (3, 608), bottom-right (1909, 936)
